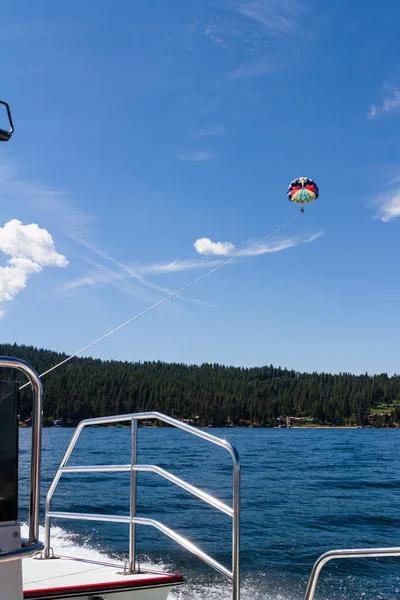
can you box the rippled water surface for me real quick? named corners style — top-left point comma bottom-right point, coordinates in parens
top-left (19, 427), bottom-right (400, 599)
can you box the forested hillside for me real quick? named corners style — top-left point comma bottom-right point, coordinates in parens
top-left (1, 343), bottom-right (400, 427)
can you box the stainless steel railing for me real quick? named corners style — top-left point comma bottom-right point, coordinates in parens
top-left (305, 546), bottom-right (400, 600)
top-left (0, 356), bottom-right (44, 562)
top-left (44, 412), bottom-right (240, 600)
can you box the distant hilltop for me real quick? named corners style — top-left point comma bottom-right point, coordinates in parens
top-left (1, 343), bottom-right (399, 428)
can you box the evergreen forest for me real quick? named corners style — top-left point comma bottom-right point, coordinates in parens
top-left (1, 343), bottom-right (399, 427)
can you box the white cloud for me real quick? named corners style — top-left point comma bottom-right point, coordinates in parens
top-left (176, 0), bottom-right (307, 84)
top-left (369, 86), bottom-right (400, 119)
top-left (383, 90), bottom-right (400, 113)
top-left (139, 258), bottom-right (220, 274)
top-left (0, 258), bottom-right (41, 302)
top-left (177, 151), bottom-right (216, 162)
top-left (374, 189), bottom-right (400, 222)
top-left (63, 270), bottom-right (121, 292)
top-left (242, 232), bottom-right (323, 255)
top-left (0, 219), bottom-right (68, 311)
top-left (194, 237), bottom-right (235, 256)
top-left (226, 0), bottom-right (303, 35)
top-left (0, 219), bottom-right (68, 266)
top-left (225, 1), bottom-right (306, 79)
top-left (191, 124), bottom-right (225, 137)
top-left (195, 232), bottom-right (322, 257)
top-left (183, 0), bottom-right (304, 53)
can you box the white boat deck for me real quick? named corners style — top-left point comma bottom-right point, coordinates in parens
top-left (23, 555), bottom-right (184, 599)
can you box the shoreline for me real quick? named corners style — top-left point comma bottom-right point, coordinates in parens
top-left (288, 425), bottom-right (362, 429)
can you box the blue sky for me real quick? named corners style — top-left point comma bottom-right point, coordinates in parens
top-left (1, 0), bottom-right (400, 376)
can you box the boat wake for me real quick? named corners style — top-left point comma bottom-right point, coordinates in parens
top-left (19, 524), bottom-right (286, 599)
top-left (18, 523), bottom-right (394, 600)
top-left (20, 523), bottom-right (112, 563)
top-left (170, 578), bottom-right (288, 600)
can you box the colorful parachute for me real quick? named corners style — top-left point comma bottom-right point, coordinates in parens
top-left (287, 177), bottom-right (319, 205)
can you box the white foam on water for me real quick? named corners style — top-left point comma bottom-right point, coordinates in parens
top-left (170, 577), bottom-right (289, 600)
top-left (19, 524), bottom-right (183, 575)
top-left (19, 524), bottom-right (283, 599)
top-left (20, 523), bottom-right (113, 562)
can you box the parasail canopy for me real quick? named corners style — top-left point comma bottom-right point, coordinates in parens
top-left (287, 177), bottom-right (319, 205)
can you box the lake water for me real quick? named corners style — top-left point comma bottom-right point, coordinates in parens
top-left (19, 427), bottom-right (400, 600)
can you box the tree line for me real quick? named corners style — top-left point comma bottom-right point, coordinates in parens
top-left (1, 343), bottom-right (400, 427)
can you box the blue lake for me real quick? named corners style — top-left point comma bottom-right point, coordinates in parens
top-left (19, 427), bottom-right (400, 599)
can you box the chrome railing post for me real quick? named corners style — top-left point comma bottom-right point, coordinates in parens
top-left (44, 510), bottom-right (51, 558)
top-left (232, 452), bottom-right (240, 600)
top-left (44, 421), bottom-right (87, 557)
top-left (129, 417), bottom-right (138, 573)
top-left (0, 356), bottom-right (44, 559)
top-left (28, 367), bottom-right (43, 545)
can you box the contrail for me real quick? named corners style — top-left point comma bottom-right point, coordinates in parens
top-left (20, 214), bottom-right (299, 390)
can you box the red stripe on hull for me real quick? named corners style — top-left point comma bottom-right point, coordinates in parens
top-left (24, 573), bottom-right (184, 599)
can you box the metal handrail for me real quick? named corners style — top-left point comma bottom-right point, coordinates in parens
top-left (0, 541), bottom-right (44, 564)
top-left (0, 357), bottom-right (44, 562)
top-left (305, 546), bottom-right (400, 600)
top-left (59, 464), bottom-right (233, 517)
top-left (44, 411), bottom-right (240, 600)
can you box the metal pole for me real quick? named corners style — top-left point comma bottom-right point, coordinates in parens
top-left (29, 368), bottom-right (43, 545)
top-left (129, 418), bottom-right (138, 572)
top-left (232, 449), bottom-right (240, 600)
top-left (0, 357), bottom-right (43, 545)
